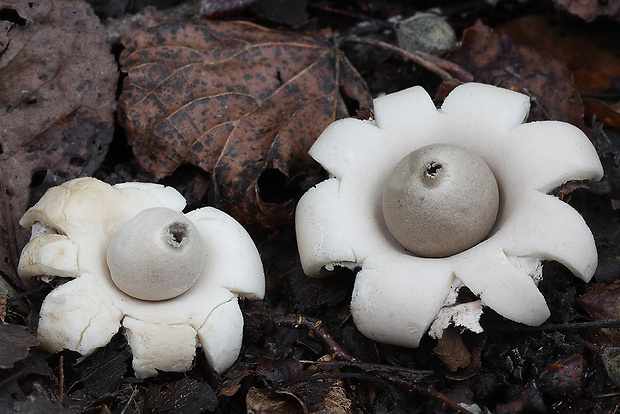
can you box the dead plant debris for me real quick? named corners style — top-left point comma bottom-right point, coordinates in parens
top-left (2, 0), bottom-right (620, 413)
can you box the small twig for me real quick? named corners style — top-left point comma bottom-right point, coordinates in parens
top-left (277, 315), bottom-right (353, 361)
top-left (6, 284), bottom-right (48, 302)
top-left (58, 355), bottom-right (65, 407)
top-left (275, 315), bottom-right (471, 414)
top-left (338, 36), bottom-right (474, 83)
top-left (299, 359), bottom-right (432, 380)
top-left (491, 319), bottom-right (620, 333)
top-left (566, 333), bottom-right (602, 354)
top-left (120, 387), bottom-right (139, 414)
top-left (293, 372), bottom-right (400, 399)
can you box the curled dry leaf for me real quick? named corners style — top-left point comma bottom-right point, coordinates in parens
top-left (584, 98), bottom-right (620, 132)
top-left (0, 0), bottom-right (117, 277)
top-left (448, 21), bottom-right (584, 128)
top-left (119, 18), bottom-right (371, 229)
top-left (433, 327), bottom-right (471, 372)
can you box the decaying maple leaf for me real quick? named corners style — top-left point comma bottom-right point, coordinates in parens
top-left (448, 21), bottom-right (584, 129)
top-left (0, 0), bottom-right (117, 283)
top-left (119, 17), bottom-right (371, 229)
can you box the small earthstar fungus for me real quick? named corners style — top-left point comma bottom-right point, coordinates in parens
top-left (295, 82), bottom-right (604, 347)
top-left (18, 177), bottom-right (264, 378)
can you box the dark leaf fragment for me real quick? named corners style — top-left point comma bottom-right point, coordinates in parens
top-left (218, 361), bottom-right (256, 397)
top-left (584, 98), bottom-right (620, 132)
top-left (12, 396), bottom-right (73, 414)
top-left (143, 377), bottom-right (217, 414)
top-left (433, 327), bottom-right (471, 372)
top-left (538, 354), bottom-right (586, 401)
top-left (70, 338), bottom-right (131, 398)
top-left (256, 356), bottom-right (304, 386)
top-left (247, 366), bottom-right (353, 414)
top-left (0, 323), bottom-right (38, 369)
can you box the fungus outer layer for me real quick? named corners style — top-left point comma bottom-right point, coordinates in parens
top-left (382, 143), bottom-right (500, 257)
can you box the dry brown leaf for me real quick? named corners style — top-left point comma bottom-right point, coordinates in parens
top-left (499, 15), bottom-right (620, 94)
top-left (119, 18), bottom-right (371, 230)
top-left (0, 0), bottom-right (117, 279)
top-left (577, 282), bottom-right (620, 345)
top-left (584, 98), bottom-right (620, 132)
top-left (433, 326), bottom-right (471, 372)
top-left (246, 386), bottom-right (301, 414)
top-left (555, 0), bottom-right (620, 22)
top-left (143, 378), bottom-right (217, 413)
top-left (448, 21), bottom-right (584, 129)
top-left (246, 371), bottom-right (353, 414)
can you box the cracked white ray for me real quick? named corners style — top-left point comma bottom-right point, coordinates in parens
top-left (197, 299), bottom-right (244, 374)
top-left (351, 254), bottom-right (454, 347)
top-left (373, 85), bottom-right (440, 131)
top-left (454, 246), bottom-right (550, 326)
top-left (499, 191), bottom-right (598, 280)
top-left (124, 317), bottom-right (198, 378)
top-left (296, 179), bottom-right (359, 275)
top-left (37, 273), bottom-right (123, 355)
top-left (308, 118), bottom-right (381, 179)
top-left (439, 82), bottom-right (530, 132)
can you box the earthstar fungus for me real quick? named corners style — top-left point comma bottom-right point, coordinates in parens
top-left (295, 82), bottom-right (603, 347)
top-left (18, 177), bottom-right (264, 377)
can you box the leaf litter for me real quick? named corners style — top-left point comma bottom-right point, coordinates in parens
top-left (3, 0), bottom-right (620, 413)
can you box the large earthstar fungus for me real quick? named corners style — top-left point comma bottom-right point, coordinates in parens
top-left (295, 82), bottom-right (604, 347)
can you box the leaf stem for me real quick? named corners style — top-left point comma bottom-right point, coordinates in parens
top-left (337, 36), bottom-right (474, 83)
